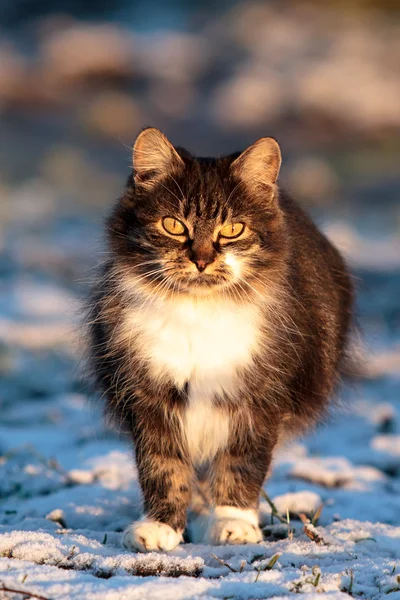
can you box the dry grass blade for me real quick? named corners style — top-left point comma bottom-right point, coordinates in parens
top-left (313, 572), bottom-right (321, 587)
top-left (349, 570), bottom-right (354, 595)
top-left (210, 554), bottom-right (237, 573)
top-left (0, 582), bottom-right (52, 600)
top-left (340, 570), bottom-right (355, 596)
top-left (304, 525), bottom-right (328, 546)
top-left (299, 513), bottom-right (309, 524)
top-left (311, 504), bottom-right (324, 526)
top-left (287, 508), bottom-right (294, 540)
top-left (260, 489), bottom-right (288, 524)
top-left (66, 545), bottom-right (76, 560)
top-left (254, 553), bottom-right (281, 582)
top-left (264, 553), bottom-right (281, 570)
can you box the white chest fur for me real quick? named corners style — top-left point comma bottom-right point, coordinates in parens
top-left (123, 295), bottom-right (262, 462)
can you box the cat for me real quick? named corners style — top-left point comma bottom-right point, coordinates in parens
top-left (85, 127), bottom-right (354, 552)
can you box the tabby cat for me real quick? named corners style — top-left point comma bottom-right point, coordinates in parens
top-left (86, 128), bottom-right (353, 552)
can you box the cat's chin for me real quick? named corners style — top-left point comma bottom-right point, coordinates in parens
top-left (187, 286), bottom-right (222, 298)
top-left (179, 278), bottom-right (232, 297)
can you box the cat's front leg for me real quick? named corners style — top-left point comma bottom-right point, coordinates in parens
top-left (205, 438), bottom-right (274, 545)
top-left (123, 409), bottom-right (193, 552)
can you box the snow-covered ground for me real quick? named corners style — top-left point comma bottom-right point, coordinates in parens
top-left (0, 212), bottom-right (399, 599)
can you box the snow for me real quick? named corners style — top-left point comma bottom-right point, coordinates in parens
top-left (0, 518), bottom-right (399, 598)
top-left (1, 210), bottom-right (399, 598)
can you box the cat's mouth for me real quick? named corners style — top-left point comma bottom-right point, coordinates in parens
top-left (133, 263), bottom-right (236, 297)
top-left (169, 271), bottom-right (233, 295)
top-left (129, 269), bottom-right (232, 299)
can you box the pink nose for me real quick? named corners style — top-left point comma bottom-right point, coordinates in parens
top-left (194, 259), bottom-right (209, 272)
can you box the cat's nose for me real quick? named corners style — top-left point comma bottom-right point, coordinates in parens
top-left (194, 259), bottom-right (210, 272)
top-left (189, 242), bottom-right (215, 272)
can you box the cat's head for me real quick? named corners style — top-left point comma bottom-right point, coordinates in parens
top-left (108, 128), bottom-right (288, 299)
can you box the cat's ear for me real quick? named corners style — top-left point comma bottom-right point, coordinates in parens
top-left (132, 128), bottom-right (184, 187)
top-left (230, 137), bottom-right (281, 189)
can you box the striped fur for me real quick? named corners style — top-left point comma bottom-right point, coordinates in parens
top-left (84, 128), bottom-right (354, 551)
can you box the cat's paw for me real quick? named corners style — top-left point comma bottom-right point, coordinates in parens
top-left (206, 518), bottom-right (263, 545)
top-left (204, 506), bottom-right (263, 546)
top-left (122, 520), bottom-right (183, 552)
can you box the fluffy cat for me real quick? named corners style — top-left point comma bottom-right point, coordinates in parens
top-left (85, 127), bottom-right (354, 552)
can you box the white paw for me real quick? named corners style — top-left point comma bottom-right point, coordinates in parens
top-left (206, 518), bottom-right (263, 545)
top-left (204, 506), bottom-right (263, 546)
top-left (122, 520), bottom-right (183, 552)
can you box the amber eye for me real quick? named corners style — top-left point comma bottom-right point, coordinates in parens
top-left (220, 223), bottom-right (245, 239)
top-left (162, 217), bottom-right (186, 236)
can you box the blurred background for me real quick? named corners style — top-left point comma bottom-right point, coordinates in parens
top-left (0, 1), bottom-right (399, 482)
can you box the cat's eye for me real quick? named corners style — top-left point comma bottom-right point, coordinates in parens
top-left (162, 217), bottom-right (186, 236)
top-left (220, 223), bottom-right (245, 239)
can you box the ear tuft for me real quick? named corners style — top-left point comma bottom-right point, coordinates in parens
top-left (231, 137), bottom-right (282, 188)
top-left (133, 128), bottom-right (184, 186)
